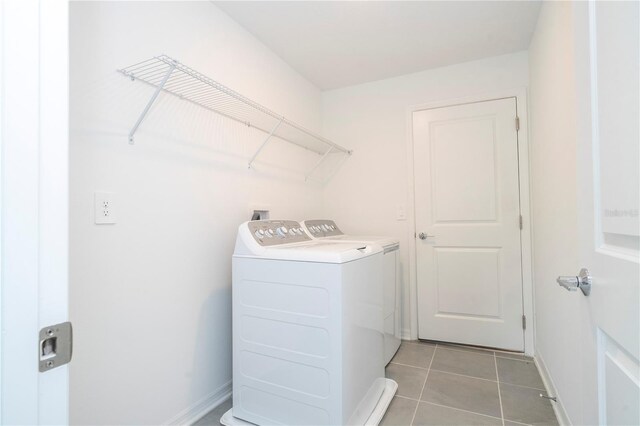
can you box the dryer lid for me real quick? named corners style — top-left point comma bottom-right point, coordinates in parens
top-left (301, 219), bottom-right (399, 249)
top-left (319, 234), bottom-right (399, 249)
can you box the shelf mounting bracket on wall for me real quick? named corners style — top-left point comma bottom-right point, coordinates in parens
top-left (127, 60), bottom-right (177, 144)
top-left (305, 146), bottom-right (333, 182)
top-left (247, 117), bottom-right (284, 169)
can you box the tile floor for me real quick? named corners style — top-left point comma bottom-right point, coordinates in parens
top-left (196, 340), bottom-right (558, 426)
top-left (194, 397), bottom-right (232, 426)
top-left (382, 341), bottom-right (558, 426)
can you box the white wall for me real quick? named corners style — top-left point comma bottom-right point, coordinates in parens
top-left (528, 2), bottom-right (582, 424)
top-left (320, 52), bottom-right (529, 337)
top-left (69, 2), bottom-right (325, 424)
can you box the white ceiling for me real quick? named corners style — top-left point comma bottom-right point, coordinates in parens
top-left (215, 1), bottom-right (541, 90)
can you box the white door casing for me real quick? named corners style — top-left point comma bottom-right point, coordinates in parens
top-left (574, 2), bottom-right (640, 425)
top-left (0, 0), bottom-right (70, 423)
top-left (413, 98), bottom-right (524, 351)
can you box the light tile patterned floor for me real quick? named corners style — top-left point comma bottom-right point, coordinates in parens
top-left (382, 341), bottom-right (558, 426)
top-left (196, 341), bottom-right (558, 426)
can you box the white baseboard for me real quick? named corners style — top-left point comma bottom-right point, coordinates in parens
top-left (401, 328), bottom-right (412, 341)
top-left (534, 354), bottom-right (571, 426)
top-left (165, 380), bottom-right (232, 426)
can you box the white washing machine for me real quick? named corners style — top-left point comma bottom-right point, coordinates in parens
top-left (222, 220), bottom-right (397, 426)
top-left (301, 220), bottom-right (402, 365)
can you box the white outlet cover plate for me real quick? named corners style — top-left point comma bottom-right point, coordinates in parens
top-left (95, 191), bottom-right (116, 224)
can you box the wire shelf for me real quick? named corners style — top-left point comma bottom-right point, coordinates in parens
top-left (118, 55), bottom-right (351, 174)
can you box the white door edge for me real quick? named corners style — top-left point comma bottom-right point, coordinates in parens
top-left (404, 87), bottom-right (535, 356)
top-left (1, 0), bottom-right (70, 423)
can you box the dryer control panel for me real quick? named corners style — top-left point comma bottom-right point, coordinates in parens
top-left (248, 220), bottom-right (311, 246)
top-left (304, 219), bottom-right (344, 238)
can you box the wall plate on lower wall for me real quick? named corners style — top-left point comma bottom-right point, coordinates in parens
top-left (248, 204), bottom-right (271, 221)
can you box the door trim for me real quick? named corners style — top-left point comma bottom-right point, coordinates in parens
top-left (404, 88), bottom-right (534, 355)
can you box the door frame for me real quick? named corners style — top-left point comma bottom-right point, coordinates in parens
top-left (404, 88), bottom-right (534, 355)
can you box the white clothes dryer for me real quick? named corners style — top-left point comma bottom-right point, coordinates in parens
top-left (222, 220), bottom-right (396, 426)
top-left (301, 220), bottom-right (402, 365)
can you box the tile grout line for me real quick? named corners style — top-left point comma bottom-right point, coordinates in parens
top-left (394, 394), bottom-right (421, 402)
top-left (426, 400), bottom-right (508, 423)
top-left (409, 344), bottom-right (437, 425)
top-left (494, 354), bottom-right (533, 361)
top-left (420, 399), bottom-right (506, 423)
top-left (389, 361), bottom-right (429, 370)
top-left (495, 352), bottom-right (505, 426)
top-left (425, 367), bottom-right (547, 392)
top-left (393, 342), bottom-right (543, 425)
top-left (431, 345), bottom-right (495, 357)
top-left (395, 394), bottom-right (507, 422)
top-left (403, 340), bottom-right (533, 361)
top-left (428, 368), bottom-right (498, 383)
top-left (498, 381), bottom-right (547, 392)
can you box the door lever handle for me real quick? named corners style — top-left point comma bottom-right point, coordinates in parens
top-left (418, 232), bottom-right (435, 240)
top-left (557, 268), bottom-right (592, 296)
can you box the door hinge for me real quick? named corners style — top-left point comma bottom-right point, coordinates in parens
top-left (515, 117), bottom-right (520, 131)
top-left (522, 315), bottom-right (527, 330)
top-left (39, 321), bottom-right (73, 372)
top-left (519, 215), bottom-right (523, 230)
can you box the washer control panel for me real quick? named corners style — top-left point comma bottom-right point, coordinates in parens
top-left (248, 220), bottom-right (311, 246)
top-left (304, 219), bottom-right (344, 238)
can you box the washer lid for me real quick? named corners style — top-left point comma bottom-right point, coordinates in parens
top-left (235, 240), bottom-right (382, 263)
top-left (234, 220), bottom-right (382, 263)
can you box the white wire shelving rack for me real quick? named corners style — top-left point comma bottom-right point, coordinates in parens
top-left (118, 55), bottom-right (352, 179)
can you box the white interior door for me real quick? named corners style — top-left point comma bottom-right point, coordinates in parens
top-left (0, 0), bottom-right (70, 423)
top-left (574, 2), bottom-right (640, 424)
top-left (413, 98), bottom-right (524, 351)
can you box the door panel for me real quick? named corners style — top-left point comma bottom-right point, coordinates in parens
top-left (593, 2), bottom-right (639, 241)
top-left (413, 98), bottom-right (523, 351)
top-left (575, 1), bottom-right (639, 424)
top-left (434, 248), bottom-right (501, 318)
top-left (599, 330), bottom-right (640, 426)
top-left (432, 117), bottom-right (498, 222)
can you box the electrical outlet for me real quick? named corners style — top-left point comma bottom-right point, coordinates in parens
top-left (95, 192), bottom-right (116, 224)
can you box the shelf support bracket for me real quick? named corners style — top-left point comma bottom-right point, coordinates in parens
top-left (248, 117), bottom-right (284, 169)
top-left (305, 146), bottom-right (333, 182)
top-left (128, 62), bottom-right (176, 144)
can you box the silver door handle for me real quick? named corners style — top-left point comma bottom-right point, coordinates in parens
top-left (418, 232), bottom-right (435, 240)
top-left (557, 268), bottom-right (591, 296)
